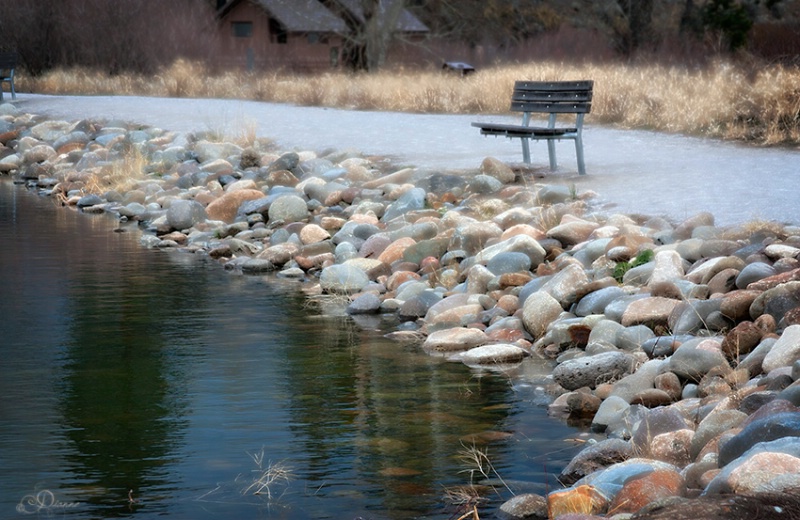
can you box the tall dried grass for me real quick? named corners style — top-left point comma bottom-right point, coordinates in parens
top-left (18, 58), bottom-right (800, 145)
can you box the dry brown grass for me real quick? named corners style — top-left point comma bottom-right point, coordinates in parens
top-left (80, 145), bottom-right (149, 195)
top-left (17, 58), bottom-right (800, 145)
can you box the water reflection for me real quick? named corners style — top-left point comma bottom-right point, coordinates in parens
top-left (0, 181), bottom-right (582, 519)
top-left (60, 248), bottom-right (197, 515)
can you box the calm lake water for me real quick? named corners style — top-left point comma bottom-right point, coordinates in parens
top-left (0, 180), bottom-right (586, 519)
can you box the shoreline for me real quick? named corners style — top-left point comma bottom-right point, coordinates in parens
top-left (3, 102), bottom-right (800, 519)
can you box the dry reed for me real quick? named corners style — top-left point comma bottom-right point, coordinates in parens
top-left (17, 58), bottom-right (800, 145)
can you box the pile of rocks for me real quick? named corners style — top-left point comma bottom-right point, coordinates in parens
top-left (3, 105), bottom-right (800, 519)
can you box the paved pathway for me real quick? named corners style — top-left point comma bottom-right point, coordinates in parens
top-left (15, 93), bottom-right (800, 227)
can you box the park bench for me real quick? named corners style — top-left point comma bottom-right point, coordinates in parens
top-left (472, 80), bottom-right (593, 175)
top-left (0, 51), bottom-right (18, 102)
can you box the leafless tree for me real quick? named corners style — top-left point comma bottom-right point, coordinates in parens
top-left (0, 0), bottom-right (217, 75)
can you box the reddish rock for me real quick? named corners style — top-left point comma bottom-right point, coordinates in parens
top-left (726, 452), bottom-right (800, 493)
top-left (498, 272), bottom-right (533, 288)
top-left (720, 290), bottom-right (761, 321)
top-left (548, 485), bottom-right (608, 518)
top-left (385, 271), bottom-right (420, 292)
top-left (630, 388), bottom-right (674, 407)
top-left (378, 237), bottom-right (416, 265)
top-left (721, 321), bottom-right (763, 360)
top-left (622, 297), bottom-right (681, 328)
top-left (267, 169), bottom-right (298, 187)
top-left (495, 294), bottom-right (519, 314)
top-left (486, 328), bottom-right (526, 343)
top-left (649, 429), bottom-right (694, 467)
top-left (707, 268), bottom-right (740, 295)
top-left (205, 188), bottom-right (264, 223)
top-left (654, 372), bottom-right (682, 401)
top-left (747, 267), bottom-right (800, 291)
top-left (609, 469), bottom-right (685, 514)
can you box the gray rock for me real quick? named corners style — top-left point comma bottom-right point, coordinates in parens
top-left (537, 184), bottom-right (572, 204)
top-left (76, 194), bottom-right (104, 208)
top-left (575, 286), bottom-right (627, 317)
top-left (241, 259), bottom-right (277, 273)
top-left (347, 293), bottom-right (382, 315)
top-left (267, 194), bottom-right (309, 223)
top-left (669, 336), bottom-right (728, 381)
top-left (521, 291), bottom-right (563, 339)
top-left (559, 438), bottom-right (634, 485)
top-left (592, 395), bottom-right (631, 433)
top-left (540, 263), bottom-right (589, 307)
top-left (630, 406), bottom-right (691, 454)
top-left (705, 436), bottom-right (800, 495)
top-left (588, 319), bottom-right (626, 346)
top-left (450, 221), bottom-right (503, 260)
top-left (617, 324), bottom-right (655, 351)
top-left (486, 251), bottom-right (532, 275)
top-left (499, 493), bottom-right (547, 519)
top-left (474, 234), bottom-right (546, 268)
top-left (268, 152), bottom-right (300, 172)
top-left (194, 140), bottom-right (243, 163)
top-left (553, 351), bottom-right (636, 391)
top-left (421, 327), bottom-right (488, 353)
top-left (166, 199), bottom-right (207, 230)
top-left (691, 409), bottom-right (748, 460)
top-left (762, 324), bottom-right (800, 373)
top-left (459, 343), bottom-right (529, 365)
top-left (382, 187), bottom-right (426, 222)
top-left (750, 282), bottom-right (800, 324)
top-left (319, 264), bottom-right (369, 294)
top-left (718, 411), bottom-right (800, 467)
top-left (467, 174), bottom-right (503, 194)
top-left (610, 358), bottom-right (669, 403)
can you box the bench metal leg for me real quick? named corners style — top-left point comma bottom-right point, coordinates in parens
top-left (521, 138), bottom-right (531, 163)
top-left (575, 135), bottom-right (586, 175)
top-left (547, 140), bottom-right (557, 171)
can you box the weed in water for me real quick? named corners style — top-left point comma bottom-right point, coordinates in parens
top-left (238, 448), bottom-right (294, 501)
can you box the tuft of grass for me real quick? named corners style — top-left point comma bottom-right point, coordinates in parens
top-left (82, 145), bottom-right (149, 195)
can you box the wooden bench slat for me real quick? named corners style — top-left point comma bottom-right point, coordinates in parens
top-left (510, 101), bottom-right (592, 114)
top-left (512, 91), bottom-right (593, 102)
top-left (515, 80), bottom-right (594, 91)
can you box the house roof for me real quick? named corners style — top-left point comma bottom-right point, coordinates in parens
top-left (333, 0), bottom-right (428, 33)
top-left (219, 0), bottom-right (348, 33)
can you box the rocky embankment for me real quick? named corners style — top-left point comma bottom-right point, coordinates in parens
top-left (3, 105), bottom-right (800, 520)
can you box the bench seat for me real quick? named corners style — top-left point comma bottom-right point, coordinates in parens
top-left (471, 122), bottom-right (578, 137)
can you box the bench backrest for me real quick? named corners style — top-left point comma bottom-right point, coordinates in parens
top-left (0, 52), bottom-right (18, 72)
top-left (510, 80), bottom-right (593, 115)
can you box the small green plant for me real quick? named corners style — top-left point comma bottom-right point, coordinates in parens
top-left (613, 248), bottom-right (654, 284)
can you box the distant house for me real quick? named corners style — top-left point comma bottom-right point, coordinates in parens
top-left (214, 0), bottom-right (428, 71)
top-left (216, 0), bottom-right (348, 71)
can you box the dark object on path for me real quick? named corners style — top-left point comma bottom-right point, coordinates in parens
top-left (0, 52), bottom-right (18, 102)
top-left (442, 61), bottom-right (475, 75)
top-left (472, 80), bottom-right (593, 175)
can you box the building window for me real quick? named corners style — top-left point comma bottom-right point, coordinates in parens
top-left (269, 18), bottom-right (287, 44)
top-left (307, 33), bottom-right (329, 44)
top-left (232, 21), bottom-right (252, 38)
